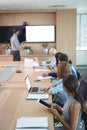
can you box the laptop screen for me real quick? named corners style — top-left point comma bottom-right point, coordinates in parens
top-left (25, 76), bottom-right (31, 91)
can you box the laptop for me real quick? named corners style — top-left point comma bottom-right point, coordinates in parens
top-left (24, 75), bottom-right (46, 94)
top-left (35, 57), bottom-right (39, 63)
top-left (24, 58), bottom-right (33, 68)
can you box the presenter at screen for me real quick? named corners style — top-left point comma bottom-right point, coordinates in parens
top-left (10, 28), bottom-right (21, 61)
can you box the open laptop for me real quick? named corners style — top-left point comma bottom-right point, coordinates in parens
top-left (24, 75), bottom-right (46, 94)
top-left (35, 57), bottom-right (39, 63)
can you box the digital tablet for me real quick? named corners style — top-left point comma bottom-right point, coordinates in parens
top-left (38, 99), bottom-right (51, 108)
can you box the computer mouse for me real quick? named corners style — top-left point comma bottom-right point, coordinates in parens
top-left (16, 70), bottom-right (22, 73)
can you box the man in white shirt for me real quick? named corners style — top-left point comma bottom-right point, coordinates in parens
top-left (10, 28), bottom-right (21, 61)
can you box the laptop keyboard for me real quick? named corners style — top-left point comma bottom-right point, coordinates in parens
top-left (31, 87), bottom-right (38, 92)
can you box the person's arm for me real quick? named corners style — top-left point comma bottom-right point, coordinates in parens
top-left (69, 102), bottom-right (81, 130)
top-left (48, 57), bottom-right (56, 69)
top-left (46, 57), bottom-right (52, 64)
top-left (49, 102), bottom-right (81, 130)
top-left (49, 79), bottom-right (62, 94)
top-left (14, 36), bottom-right (21, 50)
top-left (51, 103), bottom-right (63, 113)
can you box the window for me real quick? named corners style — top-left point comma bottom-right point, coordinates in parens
top-left (77, 14), bottom-right (87, 50)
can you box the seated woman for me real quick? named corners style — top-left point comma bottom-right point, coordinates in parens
top-left (49, 61), bottom-right (72, 103)
top-left (41, 47), bottom-right (57, 69)
top-left (48, 75), bottom-right (86, 130)
top-left (59, 53), bottom-right (77, 77)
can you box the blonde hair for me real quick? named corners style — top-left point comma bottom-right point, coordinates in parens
top-left (57, 61), bottom-right (71, 79)
top-left (49, 48), bottom-right (57, 56)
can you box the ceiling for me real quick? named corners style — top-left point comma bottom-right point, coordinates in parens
top-left (0, 0), bottom-right (87, 13)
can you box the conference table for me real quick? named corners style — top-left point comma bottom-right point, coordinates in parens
top-left (0, 61), bottom-right (54, 130)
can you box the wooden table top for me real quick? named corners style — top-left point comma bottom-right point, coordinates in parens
top-left (0, 61), bottom-right (54, 130)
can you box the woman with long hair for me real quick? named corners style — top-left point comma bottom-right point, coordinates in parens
top-left (49, 75), bottom-right (87, 130)
top-left (49, 61), bottom-right (72, 103)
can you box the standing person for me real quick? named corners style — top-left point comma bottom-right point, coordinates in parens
top-left (49, 75), bottom-right (86, 130)
top-left (10, 28), bottom-right (21, 61)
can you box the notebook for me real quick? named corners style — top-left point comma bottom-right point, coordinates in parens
top-left (26, 93), bottom-right (49, 100)
top-left (16, 117), bottom-right (48, 129)
top-left (25, 75), bottom-right (46, 94)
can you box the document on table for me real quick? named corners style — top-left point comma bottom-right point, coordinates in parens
top-left (37, 76), bottom-right (53, 80)
top-left (15, 128), bottom-right (48, 130)
top-left (16, 117), bottom-right (48, 129)
top-left (34, 69), bottom-right (48, 72)
top-left (26, 94), bottom-right (49, 100)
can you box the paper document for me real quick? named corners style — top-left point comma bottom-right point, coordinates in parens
top-left (16, 117), bottom-right (48, 128)
top-left (26, 94), bottom-right (49, 100)
top-left (37, 76), bottom-right (53, 80)
top-left (34, 69), bottom-right (48, 72)
top-left (15, 128), bottom-right (48, 130)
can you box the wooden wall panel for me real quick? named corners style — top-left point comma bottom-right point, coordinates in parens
top-left (0, 13), bottom-right (56, 25)
top-left (0, 12), bottom-right (56, 54)
top-left (56, 9), bottom-right (76, 66)
top-left (0, 9), bottom-right (76, 65)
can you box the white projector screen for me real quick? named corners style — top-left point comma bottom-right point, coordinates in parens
top-left (26, 25), bottom-right (55, 42)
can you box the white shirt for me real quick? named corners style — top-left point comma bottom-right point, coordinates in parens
top-left (11, 34), bottom-right (20, 51)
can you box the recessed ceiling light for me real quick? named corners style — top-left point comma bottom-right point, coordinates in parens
top-left (1, 6), bottom-right (7, 10)
top-left (49, 5), bottom-right (67, 8)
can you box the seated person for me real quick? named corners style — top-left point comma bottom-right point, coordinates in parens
top-left (49, 61), bottom-right (72, 104)
top-left (41, 47), bottom-right (57, 69)
top-left (43, 53), bottom-right (77, 78)
top-left (47, 52), bottom-right (62, 77)
top-left (48, 75), bottom-right (86, 130)
top-left (42, 52), bottom-right (62, 77)
top-left (58, 54), bottom-right (77, 77)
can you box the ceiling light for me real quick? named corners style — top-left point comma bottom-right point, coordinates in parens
top-left (49, 5), bottom-right (67, 8)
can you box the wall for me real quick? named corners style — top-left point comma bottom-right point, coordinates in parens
top-left (56, 9), bottom-right (76, 66)
top-left (0, 12), bottom-right (56, 54)
top-left (0, 9), bottom-right (76, 65)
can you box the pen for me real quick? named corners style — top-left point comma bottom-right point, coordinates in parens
top-left (44, 87), bottom-right (50, 93)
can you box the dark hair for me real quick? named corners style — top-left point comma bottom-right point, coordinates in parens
top-left (68, 59), bottom-right (72, 64)
top-left (23, 22), bottom-right (28, 26)
top-left (58, 53), bottom-right (68, 62)
top-left (13, 28), bottom-right (19, 33)
top-left (55, 52), bottom-right (62, 65)
top-left (63, 75), bottom-right (87, 128)
top-left (63, 75), bottom-right (78, 93)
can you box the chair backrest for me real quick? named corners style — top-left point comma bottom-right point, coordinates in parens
top-left (78, 80), bottom-right (87, 101)
top-left (76, 70), bottom-right (81, 80)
